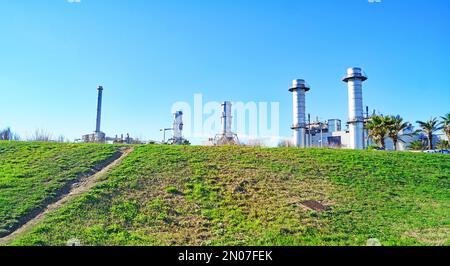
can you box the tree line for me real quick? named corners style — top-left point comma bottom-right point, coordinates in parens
top-left (366, 113), bottom-right (450, 151)
top-left (0, 128), bottom-right (68, 142)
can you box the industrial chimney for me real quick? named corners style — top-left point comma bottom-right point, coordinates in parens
top-left (343, 67), bottom-right (368, 150)
top-left (95, 86), bottom-right (103, 133)
top-left (289, 79), bottom-right (310, 148)
top-left (221, 101), bottom-right (233, 138)
top-left (213, 101), bottom-right (239, 145)
top-left (172, 111), bottom-right (184, 144)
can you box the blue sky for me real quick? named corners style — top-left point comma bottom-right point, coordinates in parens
top-left (0, 0), bottom-right (449, 143)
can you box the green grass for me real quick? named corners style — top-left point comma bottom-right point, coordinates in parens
top-left (0, 141), bottom-right (122, 237)
top-left (8, 145), bottom-right (450, 246)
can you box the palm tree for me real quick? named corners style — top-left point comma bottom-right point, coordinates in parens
top-left (440, 113), bottom-right (450, 141)
top-left (386, 115), bottom-right (412, 151)
top-left (416, 118), bottom-right (441, 150)
top-left (366, 115), bottom-right (389, 149)
top-left (408, 139), bottom-right (426, 151)
top-left (436, 139), bottom-right (449, 150)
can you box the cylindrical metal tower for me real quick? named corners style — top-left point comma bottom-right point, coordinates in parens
top-left (95, 86), bottom-right (103, 133)
top-left (221, 101), bottom-right (233, 138)
top-left (289, 79), bottom-right (310, 148)
top-left (342, 67), bottom-right (367, 150)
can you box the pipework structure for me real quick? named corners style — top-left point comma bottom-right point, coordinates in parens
top-left (169, 111), bottom-right (185, 145)
top-left (214, 101), bottom-right (239, 145)
top-left (343, 67), bottom-right (367, 150)
top-left (289, 79), bottom-right (310, 148)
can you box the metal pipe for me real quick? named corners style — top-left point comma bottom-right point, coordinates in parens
top-left (289, 79), bottom-right (310, 148)
top-left (343, 67), bottom-right (367, 149)
top-left (95, 86), bottom-right (103, 133)
top-left (308, 113), bottom-right (311, 147)
top-left (320, 121), bottom-right (324, 148)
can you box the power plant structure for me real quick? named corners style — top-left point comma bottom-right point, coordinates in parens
top-left (289, 79), bottom-right (310, 148)
top-left (73, 67), bottom-right (427, 150)
top-left (288, 68), bottom-right (371, 150)
top-left (168, 111), bottom-right (185, 145)
top-left (160, 110), bottom-right (187, 145)
top-left (81, 86), bottom-right (106, 143)
top-left (213, 101), bottom-right (239, 145)
top-left (343, 67), bottom-right (368, 150)
top-left (80, 86), bottom-right (143, 144)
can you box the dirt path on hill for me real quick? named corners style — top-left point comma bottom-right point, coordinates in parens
top-left (0, 147), bottom-right (134, 245)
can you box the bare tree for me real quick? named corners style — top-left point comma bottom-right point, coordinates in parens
top-left (246, 139), bottom-right (266, 147)
top-left (30, 129), bottom-right (53, 142)
top-left (278, 139), bottom-right (294, 147)
top-left (0, 127), bottom-right (20, 141)
top-left (56, 135), bottom-right (67, 143)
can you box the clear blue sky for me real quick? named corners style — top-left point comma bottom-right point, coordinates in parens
top-left (1, 0), bottom-right (449, 143)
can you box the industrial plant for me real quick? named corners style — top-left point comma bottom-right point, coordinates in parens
top-left (160, 111), bottom-right (187, 145)
top-left (76, 67), bottom-right (445, 151)
top-left (288, 67), bottom-right (371, 150)
top-left (80, 86), bottom-right (144, 145)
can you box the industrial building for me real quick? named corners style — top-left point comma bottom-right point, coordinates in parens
top-left (289, 67), bottom-right (435, 151)
top-left (288, 67), bottom-right (375, 150)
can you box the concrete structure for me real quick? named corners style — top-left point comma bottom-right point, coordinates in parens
top-left (343, 67), bottom-right (367, 149)
top-left (214, 101), bottom-right (239, 145)
top-left (95, 86), bottom-right (103, 134)
top-left (289, 79), bottom-right (310, 148)
top-left (306, 119), bottom-right (348, 148)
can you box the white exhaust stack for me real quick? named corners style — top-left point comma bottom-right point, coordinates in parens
top-left (221, 101), bottom-right (233, 138)
top-left (289, 79), bottom-right (310, 148)
top-left (343, 67), bottom-right (368, 150)
top-left (172, 111), bottom-right (184, 144)
top-left (213, 101), bottom-right (239, 145)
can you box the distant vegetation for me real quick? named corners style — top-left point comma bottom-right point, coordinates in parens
top-left (10, 145), bottom-right (450, 246)
top-left (416, 118), bottom-right (441, 150)
top-left (365, 113), bottom-right (449, 151)
top-left (0, 142), bottom-right (121, 237)
top-left (0, 128), bottom-right (20, 141)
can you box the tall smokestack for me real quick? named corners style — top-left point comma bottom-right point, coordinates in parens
top-left (95, 86), bottom-right (103, 133)
top-left (343, 67), bottom-right (367, 150)
top-left (221, 101), bottom-right (233, 138)
top-left (289, 79), bottom-right (310, 148)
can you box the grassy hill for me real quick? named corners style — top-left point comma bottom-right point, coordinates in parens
top-left (8, 145), bottom-right (450, 246)
top-left (0, 141), bottom-right (122, 237)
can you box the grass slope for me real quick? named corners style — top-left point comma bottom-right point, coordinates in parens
top-left (0, 141), bottom-right (121, 237)
top-left (10, 145), bottom-right (450, 246)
